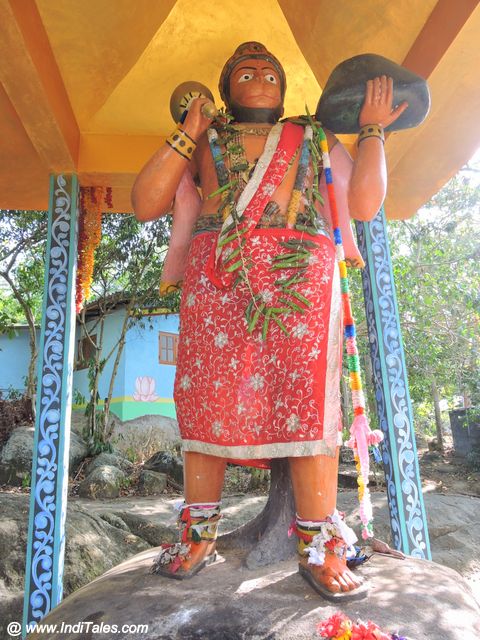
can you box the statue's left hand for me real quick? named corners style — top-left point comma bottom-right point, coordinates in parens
top-left (358, 75), bottom-right (408, 129)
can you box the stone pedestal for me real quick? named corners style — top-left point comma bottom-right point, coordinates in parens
top-left (27, 547), bottom-right (480, 639)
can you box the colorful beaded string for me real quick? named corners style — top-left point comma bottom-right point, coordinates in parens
top-left (317, 125), bottom-right (384, 540)
top-left (208, 120), bottom-right (382, 538)
top-left (286, 126), bottom-right (312, 228)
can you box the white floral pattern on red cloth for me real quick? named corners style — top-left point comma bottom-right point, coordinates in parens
top-left (174, 229), bottom-right (343, 464)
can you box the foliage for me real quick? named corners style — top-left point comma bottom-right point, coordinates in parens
top-left (21, 471), bottom-right (31, 489)
top-left (117, 476), bottom-right (132, 491)
top-left (0, 306), bottom-right (21, 338)
top-left (3, 385), bottom-right (24, 401)
top-left (78, 213), bottom-right (173, 447)
top-left (86, 430), bottom-right (114, 456)
top-left (348, 168), bottom-right (480, 441)
top-left (458, 406), bottom-right (480, 426)
top-left (0, 208), bottom-right (174, 446)
top-left (465, 448), bottom-right (480, 471)
top-left (389, 173), bottom-right (480, 407)
top-left (223, 464), bottom-right (270, 494)
top-left (124, 446), bottom-right (139, 464)
top-left (72, 389), bottom-right (86, 406)
top-left (1, 164), bottom-right (478, 451)
top-left (0, 210), bottom-right (47, 404)
top-left (0, 395), bottom-right (34, 447)
top-left (0, 210), bottom-right (46, 322)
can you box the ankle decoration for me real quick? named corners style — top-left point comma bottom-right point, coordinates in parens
top-left (152, 542), bottom-right (191, 574)
top-left (290, 510), bottom-right (357, 567)
top-left (178, 502), bottom-right (222, 543)
top-left (151, 502), bottom-right (221, 575)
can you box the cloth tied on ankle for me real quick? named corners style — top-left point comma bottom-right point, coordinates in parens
top-left (294, 510), bottom-right (357, 567)
top-left (151, 501), bottom-right (222, 575)
top-left (177, 502), bottom-right (221, 543)
top-left (152, 542), bottom-right (191, 574)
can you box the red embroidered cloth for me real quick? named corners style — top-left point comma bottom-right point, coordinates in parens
top-left (174, 229), bottom-right (343, 465)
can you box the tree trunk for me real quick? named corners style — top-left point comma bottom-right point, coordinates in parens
top-left (103, 307), bottom-right (132, 442)
top-left (100, 258), bottom-right (153, 441)
top-left (23, 304), bottom-right (38, 417)
top-left (86, 316), bottom-right (105, 442)
top-left (217, 459), bottom-right (296, 568)
top-left (431, 378), bottom-right (444, 452)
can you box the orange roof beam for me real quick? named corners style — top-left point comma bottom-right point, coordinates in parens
top-left (0, 0), bottom-right (79, 172)
top-left (401, 0), bottom-right (479, 77)
top-left (386, 0), bottom-right (480, 218)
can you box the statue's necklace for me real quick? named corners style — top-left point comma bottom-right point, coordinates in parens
top-left (232, 125), bottom-right (272, 137)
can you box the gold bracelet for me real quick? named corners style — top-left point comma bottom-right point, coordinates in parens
top-left (357, 124), bottom-right (385, 146)
top-left (159, 280), bottom-right (183, 296)
top-left (166, 126), bottom-right (196, 160)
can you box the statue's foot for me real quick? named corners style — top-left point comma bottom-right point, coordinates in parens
top-left (298, 554), bottom-right (368, 601)
top-left (152, 540), bottom-right (218, 580)
top-left (179, 539), bottom-right (218, 577)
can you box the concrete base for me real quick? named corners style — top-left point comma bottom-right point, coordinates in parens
top-left (28, 548), bottom-right (480, 640)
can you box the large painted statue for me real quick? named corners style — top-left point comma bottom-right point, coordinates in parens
top-left (132, 42), bottom-right (408, 599)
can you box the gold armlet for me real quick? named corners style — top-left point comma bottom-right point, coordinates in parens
top-left (357, 124), bottom-right (385, 146)
top-left (166, 126), bottom-right (197, 161)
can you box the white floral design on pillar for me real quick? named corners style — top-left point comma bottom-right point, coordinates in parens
top-left (133, 376), bottom-right (159, 402)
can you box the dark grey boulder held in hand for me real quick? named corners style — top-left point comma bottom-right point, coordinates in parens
top-left (316, 53), bottom-right (431, 133)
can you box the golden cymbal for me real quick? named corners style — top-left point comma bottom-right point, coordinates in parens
top-left (170, 81), bottom-right (216, 123)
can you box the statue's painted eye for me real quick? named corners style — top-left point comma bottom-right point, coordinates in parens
top-left (265, 74), bottom-right (277, 84)
top-left (238, 73), bottom-right (254, 83)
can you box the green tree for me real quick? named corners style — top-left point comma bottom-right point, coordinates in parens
top-left (347, 168), bottom-right (479, 450)
top-left (388, 171), bottom-right (480, 447)
top-left (0, 210), bottom-right (47, 408)
top-left (77, 213), bottom-right (176, 450)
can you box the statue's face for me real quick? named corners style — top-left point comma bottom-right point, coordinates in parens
top-left (229, 58), bottom-right (282, 109)
top-left (227, 58), bottom-right (283, 123)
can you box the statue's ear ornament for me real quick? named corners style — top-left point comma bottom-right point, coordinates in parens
top-left (316, 53), bottom-right (431, 134)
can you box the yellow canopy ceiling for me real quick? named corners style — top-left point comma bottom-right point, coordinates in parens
top-left (0, 0), bottom-right (479, 218)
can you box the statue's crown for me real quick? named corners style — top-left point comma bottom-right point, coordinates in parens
top-left (219, 42), bottom-right (286, 105)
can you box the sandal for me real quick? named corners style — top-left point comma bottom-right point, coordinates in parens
top-left (298, 561), bottom-right (368, 601)
top-left (152, 541), bottom-right (218, 580)
top-left (151, 502), bottom-right (221, 579)
top-left (292, 510), bottom-right (369, 601)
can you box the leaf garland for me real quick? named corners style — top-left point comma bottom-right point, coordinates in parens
top-left (209, 115), bottom-right (328, 339)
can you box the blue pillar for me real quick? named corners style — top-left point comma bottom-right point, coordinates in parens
top-left (355, 208), bottom-right (431, 559)
top-left (22, 175), bottom-right (78, 634)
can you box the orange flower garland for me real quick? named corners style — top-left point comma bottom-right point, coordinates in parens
top-left (75, 187), bottom-right (113, 313)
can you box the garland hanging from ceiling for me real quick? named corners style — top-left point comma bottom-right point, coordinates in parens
top-left (75, 186), bottom-right (113, 313)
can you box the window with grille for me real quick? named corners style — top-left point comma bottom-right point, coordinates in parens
top-left (159, 332), bottom-right (178, 365)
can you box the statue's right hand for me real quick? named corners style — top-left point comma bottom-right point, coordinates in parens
top-left (182, 97), bottom-right (216, 141)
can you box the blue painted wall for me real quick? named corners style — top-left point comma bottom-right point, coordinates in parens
top-left (123, 312), bottom-right (179, 420)
top-left (73, 308), bottom-right (126, 407)
top-left (0, 326), bottom-right (40, 395)
top-left (0, 310), bottom-right (179, 420)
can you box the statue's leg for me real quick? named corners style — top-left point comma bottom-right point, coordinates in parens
top-left (152, 452), bottom-right (227, 578)
top-left (289, 453), bottom-right (364, 598)
top-left (184, 451), bottom-right (227, 502)
top-left (181, 452), bottom-right (227, 571)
